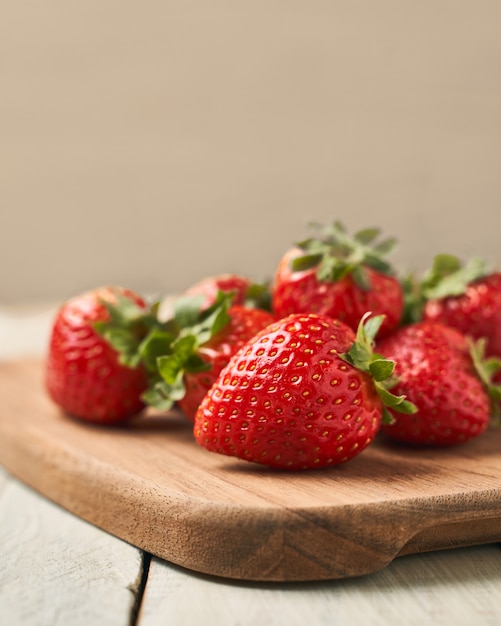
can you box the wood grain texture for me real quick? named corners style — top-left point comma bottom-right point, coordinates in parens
top-left (1, 359), bottom-right (501, 583)
top-left (0, 466), bottom-right (143, 626)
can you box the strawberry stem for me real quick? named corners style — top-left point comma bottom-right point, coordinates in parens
top-left (292, 221), bottom-right (399, 289)
top-left (94, 289), bottom-right (238, 412)
top-left (421, 254), bottom-right (490, 300)
top-left (399, 255), bottom-right (492, 325)
top-left (94, 291), bottom-right (161, 369)
top-left (140, 291), bottom-right (235, 410)
top-left (468, 338), bottom-right (501, 425)
top-left (340, 312), bottom-right (417, 424)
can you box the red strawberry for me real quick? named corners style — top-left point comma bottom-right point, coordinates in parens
top-left (182, 273), bottom-right (272, 312)
top-left (183, 274), bottom-right (252, 309)
top-left (377, 321), bottom-right (498, 445)
top-left (194, 313), bottom-right (415, 470)
top-left (159, 274), bottom-right (272, 322)
top-left (142, 292), bottom-right (276, 420)
top-left (45, 286), bottom-right (151, 424)
top-left (272, 222), bottom-right (404, 339)
top-left (179, 306), bottom-right (277, 419)
top-left (419, 255), bottom-right (501, 358)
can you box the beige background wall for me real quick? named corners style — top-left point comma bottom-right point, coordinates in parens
top-left (2, 1), bottom-right (500, 305)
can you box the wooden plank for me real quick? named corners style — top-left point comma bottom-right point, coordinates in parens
top-left (0, 305), bottom-right (56, 359)
top-left (0, 466), bottom-right (144, 626)
top-left (139, 547), bottom-right (501, 626)
top-left (1, 359), bottom-right (501, 582)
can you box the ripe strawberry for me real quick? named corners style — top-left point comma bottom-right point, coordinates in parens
top-left (182, 273), bottom-right (272, 312)
top-left (194, 313), bottom-right (415, 470)
top-left (45, 286), bottom-right (152, 424)
top-left (272, 221), bottom-right (404, 339)
top-left (142, 292), bottom-right (276, 420)
top-left (418, 254), bottom-right (501, 358)
top-left (183, 274), bottom-right (251, 309)
top-left (376, 321), bottom-right (500, 445)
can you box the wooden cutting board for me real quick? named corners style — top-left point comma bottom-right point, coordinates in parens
top-left (1, 359), bottom-right (501, 582)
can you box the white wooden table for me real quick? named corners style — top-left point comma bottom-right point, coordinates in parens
top-left (1, 306), bottom-right (501, 626)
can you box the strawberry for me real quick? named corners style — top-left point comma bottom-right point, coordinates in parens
top-left (376, 321), bottom-right (501, 445)
top-left (183, 274), bottom-right (251, 309)
top-left (417, 254), bottom-right (501, 358)
top-left (272, 221), bottom-right (404, 339)
top-left (182, 273), bottom-right (272, 312)
top-left (45, 286), bottom-right (153, 424)
top-left (142, 292), bottom-right (276, 420)
top-left (194, 313), bottom-right (415, 470)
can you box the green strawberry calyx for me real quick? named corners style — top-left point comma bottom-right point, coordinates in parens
top-left (421, 254), bottom-right (490, 300)
top-left (93, 291), bottom-right (162, 369)
top-left (340, 312), bottom-right (417, 425)
top-left (290, 221), bottom-right (398, 291)
top-left (244, 281), bottom-right (273, 312)
top-left (468, 338), bottom-right (501, 424)
top-left (399, 272), bottom-right (425, 325)
top-left (139, 291), bottom-right (234, 411)
top-left (94, 289), bottom-right (237, 412)
top-left (399, 255), bottom-right (491, 324)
